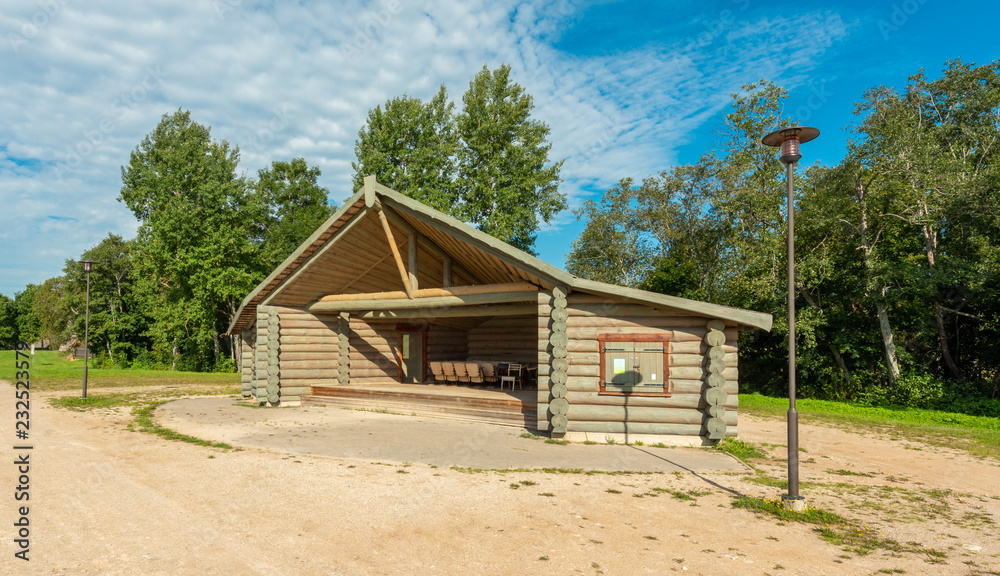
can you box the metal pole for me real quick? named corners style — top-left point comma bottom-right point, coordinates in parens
top-left (786, 161), bottom-right (800, 503)
top-left (82, 268), bottom-right (90, 399)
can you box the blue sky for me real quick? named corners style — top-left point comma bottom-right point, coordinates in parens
top-left (1, 0), bottom-right (998, 297)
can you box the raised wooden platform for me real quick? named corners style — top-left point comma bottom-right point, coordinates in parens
top-left (303, 383), bottom-right (538, 429)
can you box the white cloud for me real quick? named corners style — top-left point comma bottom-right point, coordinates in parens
top-left (0, 0), bottom-right (851, 295)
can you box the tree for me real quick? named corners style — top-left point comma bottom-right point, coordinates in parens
top-left (119, 109), bottom-right (258, 369)
top-left (352, 65), bottom-right (567, 254)
top-left (457, 64), bottom-right (565, 254)
top-left (352, 86), bottom-right (458, 212)
top-left (31, 276), bottom-right (68, 347)
top-left (252, 158), bottom-right (335, 271)
top-left (0, 294), bottom-right (16, 349)
top-left (13, 286), bottom-right (40, 345)
top-left (59, 234), bottom-right (150, 364)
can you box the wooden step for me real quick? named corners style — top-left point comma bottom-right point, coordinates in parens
top-left (303, 386), bottom-right (537, 429)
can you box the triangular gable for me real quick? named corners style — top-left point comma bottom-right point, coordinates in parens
top-left (228, 177), bottom-right (773, 333)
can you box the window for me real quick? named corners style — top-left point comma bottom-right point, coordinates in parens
top-left (598, 334), bottom-right (671, 396)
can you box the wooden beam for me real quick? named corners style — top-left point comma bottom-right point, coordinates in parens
top-left (357, 304), bottom-right (538, 320)
top-left (381, 204), bottom-right (482, 285)
top-left (408, 232), bottom-right (418, 291)
top-left (308, 290), bottom-right (539, 312)
top-left (317, 282), bottom-right (539, 302)
top-left (261, 207), bottom-right (372, 306)
top-left (376, 207), bottom-right (413, 298)
top-left (443, 256), bottom-right (452, 289)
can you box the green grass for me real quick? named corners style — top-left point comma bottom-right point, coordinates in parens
top-left (714, 437), bottom-right (767, 460)
top-left (131, 401), bottom-right (231, 449)
top-left (0, 350), bottom-right (239, 392)
top-left (740, 393), bottom-right (1000, 459)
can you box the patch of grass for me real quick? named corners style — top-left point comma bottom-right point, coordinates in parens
top-left (733, 496), bottom-right (936, 558)
top-left (605, 436), bottom-right (618, 445)
top-left (644, 535), bottom-right (657, 540)
top-left (714, 437), bottom-right (766, 460)
top-left (49, 395), bottom-right (135, 410)
top-left (0, 350), bottom-right (239, 392)
top-left (538, 556), bottom-right (549, 561)
top-left (520, 432), bottom-right (541, 440)
top-left (631, 440), bottom-right (644, 446)
top-left (606, 489), bottom-right (622, 494)
top-left (538, 492), bottom-right (555, 497)
top-left (545, 438), bottom-right (570, 445)
top-left (651, 487), bottom-right (694, 501)
top-left (583, 440), bottom-right (598, 445)
top-left (827, 469), bottom-right (875, 478)
top-left (519, 480), bottom-right (537, 486)
top-left (740, 393), bottom-right (1000, 459)
top-left (649, 442), bottom-right (669, 449)
top-left (132, 402), bottom-right (231, 449)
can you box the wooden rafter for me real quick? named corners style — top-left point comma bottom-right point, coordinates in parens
top-left (376, 207), bottom-right (413, 298)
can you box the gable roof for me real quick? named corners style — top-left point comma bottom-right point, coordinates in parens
top-left (227, 177), bottom-right (773, 334)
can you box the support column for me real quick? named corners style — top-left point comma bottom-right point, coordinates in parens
top-left (337, 312), bottom-right (350, 385)
top-left (266, 308), bottom-right (280, 406)
top-left (548, 286), bottom-right (570, 436)
top-left (702, 319), bottom-right (728, 440)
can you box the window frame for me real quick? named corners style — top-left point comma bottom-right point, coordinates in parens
top-left (597, 333), bottom-right (672, 396)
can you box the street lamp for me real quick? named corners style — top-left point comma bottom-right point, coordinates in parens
top-left (761, 126), bottom-right (819, 512)
top-left (79, 259), bottom-right (97, 399)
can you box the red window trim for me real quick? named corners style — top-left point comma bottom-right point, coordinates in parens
top-left (597, 333), bottom-right (672, 396)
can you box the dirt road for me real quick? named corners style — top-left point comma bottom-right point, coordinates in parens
top-left (2, 383), bottom-right (998, 575)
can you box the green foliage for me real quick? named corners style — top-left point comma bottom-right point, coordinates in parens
top-left (0, 294), bottom-right (17, 349)
top-left (13, 285), bottom-right (41, 345)
top-left (252, 158), bottom-right (335, 270)
top-left (352, 64), bottom-right (565, 254)
top-left (352, 86), bottom-right (458, 213)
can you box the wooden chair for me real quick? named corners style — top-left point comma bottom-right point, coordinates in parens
top-left (429, 361), bottom-right (445, 384)
top-left (480, 362), bottom-right (498, 387)
top-left (500, 363), bottom-right (523, 390)
top-left (466, 362), bottom-right (483, 385)
top-left (443, 361), bottom-right (457, 384)
top-left (455, 361), bottom-right (469, 384)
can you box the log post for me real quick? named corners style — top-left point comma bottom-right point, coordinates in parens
top-left (702, 319), bottom-right (728, 439)
top-left (549, 286), bottom-right (570, 436)
top-left (408, 232), bottom-right (418, 291)
top-left (337, 312), bottom-right (350, 385)
top-left (266, 309), bottom-right (280, 406)
top-left (255, 308), bottom-right (269, 404)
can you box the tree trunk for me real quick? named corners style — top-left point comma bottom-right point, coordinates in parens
top-left (855, 177), bottom-right (900, 385)
top-left (830, 345), bottom-right (853, 387)
top-left (918, 201), bottom-right (962, 379)
top-left (875, 297), bottom-right (901, 384)
top-left (171, 339), bottom-right (178, 371)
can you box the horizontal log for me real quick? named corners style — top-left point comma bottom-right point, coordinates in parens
top-left (317, 282), bottom-right (538, 302)
top-left (277, 336), bottom-right (339, 345)
top-left (282, 379), bottom-right (338, 387)
top-left (566, 405), bottom-right (730, 425)
top-left (279, 328), bottom-right (338, 337)
top-left (564, 391), bottom-right (737, 410)
top-left (357, 304), bottom-right (539, 320)
top-left (309, 291), bottom-right (539, 312)
top-left (562, 310), bottom-right (711, 323)
top-left (279, 352), bottom-right (338, 361)
top-left (279, 346), bottom-right (341, 354)
top-left (277, 386), bottom-right (311, 396)
top-left (565, 422), bottom-right (722, 436)
top-left (279, 360), bottom-right (339, 370)
top-left (278, 370), bottom-right (342, 380)
top-left (538, 339), bottom-right (596, 353)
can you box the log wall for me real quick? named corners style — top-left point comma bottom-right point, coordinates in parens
top-left (427, 325), bottom-right (468, 362)
top-left (537, 292), bottom-right (740, 441)
top-left (348, 318), bottom-right (399, 383)
top-left (240, 327), bottom-right (254, 398)
top-left (271, 306), bottom-right (341, 402)
top-left (466, 315), bottom-right (536, 363)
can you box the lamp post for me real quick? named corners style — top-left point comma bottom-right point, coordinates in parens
top-left (79, 259), bottom-right (97, 399)
top-left (761, 126), bottom-right (819, 511)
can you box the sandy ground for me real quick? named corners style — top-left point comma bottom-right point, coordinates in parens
top-left (2, 382), bottom-right (998, 576)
